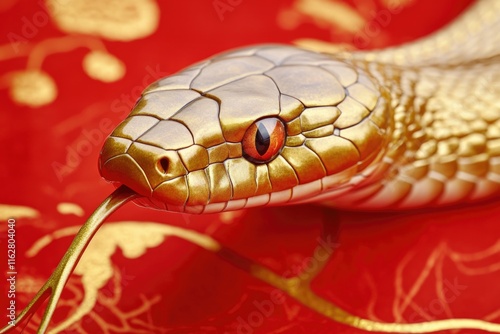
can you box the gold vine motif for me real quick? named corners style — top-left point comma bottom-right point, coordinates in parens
top-left (1, 0), bottom-right (159, 107)
top-left (16, 218), bottom-right (500, 333)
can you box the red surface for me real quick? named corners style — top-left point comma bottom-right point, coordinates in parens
top-left (2, 0), bottom-right (500, 333)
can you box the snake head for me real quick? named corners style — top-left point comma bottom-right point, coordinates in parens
top-left (99, 45), bottom-right (392, 213)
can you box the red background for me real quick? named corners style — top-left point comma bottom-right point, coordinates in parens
top-left (2, 0), bottom-right (500, 333)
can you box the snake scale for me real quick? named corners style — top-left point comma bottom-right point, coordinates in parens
top-left (99, 0), bottom-right (500, 213)
top-left (3, 0), bottom-right (500, 333)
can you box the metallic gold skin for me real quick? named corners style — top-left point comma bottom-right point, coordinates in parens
top-left (178, 145), bottom-right (208, 172)
top-left (99, 2), bottom-right (500, 214)
top-left (335, 96), bottom-right (369, 128)
top-left (303, 125), bottom-right (333, 138)
top-left (186, 170), bottom-right (210, 206)
top-left (206, 163), bottom-right (232, 203)
top-left (278, 94), bottom-right (304, 121)
top-left (305, 136), bottom-right (360, 174)
top-left (170, 97), bottom-right (225, 147)
top-left (267, 155), bottom-right (299, 191)
top-left (207, 143), bottom-right (229, 163)
top-left (99, 45), bottom-right (393, 212)
top-left (225, 158), bottom-right (257, 199)
top-left (300, 106), bottom-right (340, 131)
top-left (266, 65), bottom-right (345, 107)
top-left (281, 146), bottom-right (326, 183)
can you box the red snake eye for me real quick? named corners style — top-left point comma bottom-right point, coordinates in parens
top-left (242, 117), bottom-right (285, 164)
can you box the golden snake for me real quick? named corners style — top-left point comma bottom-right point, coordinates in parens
top-left (99, 0), bottom-right (500, 213)
top-left (2, 0), bottom-right (500, 333)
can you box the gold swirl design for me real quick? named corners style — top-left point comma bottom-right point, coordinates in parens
top-left (18, 219), bottom-right (500, 333)
top-left (393, 241), bottom-right (500, 323)
top-left (24, 221), bottom-right (218, 333)
top-left (82, 50), bottom-right (125, 82)
top-left (46, 0), bottom-right (160, 41)
top-left (0, 0), bottom-right (160, 107)
top-left (5, 196), bottom-right (496, 334)
top-left (0, 204), bottom-right (39, 220)
top-left (278, 0), bottom-right (365, 33)
top-left (278, 0), bottom-right (416, 50)
top-left (56, 202), bottom-right (85, 217)
top-left (9, 70), bottom-right (57, 107)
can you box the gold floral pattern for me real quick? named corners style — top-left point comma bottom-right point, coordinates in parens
top-left (46, 0), bottom-right (160, 41)
top-left (0, 0), bottom-right (160, 107)
top-left (82, 50), bottom-right (125, 83)
top-left (9, 70), bottom-right (57, 107)
top-left (22, 220), bottom-right (500, 333)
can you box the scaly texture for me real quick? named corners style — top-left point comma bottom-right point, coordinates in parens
top-left (99, 0), bottom-right (500, 213)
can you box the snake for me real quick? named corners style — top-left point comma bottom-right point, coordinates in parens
top-left (2, 0), bottom-right (500, 333)
top-left (98, 0), bottom-right (500, 213)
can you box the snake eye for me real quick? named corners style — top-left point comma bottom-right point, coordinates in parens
top-left (242, 117), bottom-right (285, 164)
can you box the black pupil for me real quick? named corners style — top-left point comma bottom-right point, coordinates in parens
top-left (255, 122), bottom-right (271, 156)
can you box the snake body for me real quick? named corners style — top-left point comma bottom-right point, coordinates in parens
top-left (99, 0), bottom-right (500, 213)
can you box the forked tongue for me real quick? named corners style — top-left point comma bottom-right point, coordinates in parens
top-left (0, 185), bottom-right (138, 334)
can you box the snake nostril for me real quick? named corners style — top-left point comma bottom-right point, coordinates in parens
top-left (158, 157), bottom-right (170, 174)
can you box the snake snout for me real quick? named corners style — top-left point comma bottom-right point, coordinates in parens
top-left (98, 139), bottom-right (153, 197)
top-left (99, 135), bottom-right (190, 198)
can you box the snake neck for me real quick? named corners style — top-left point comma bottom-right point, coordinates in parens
top-left (337, 56), bottom-right (500, 209)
